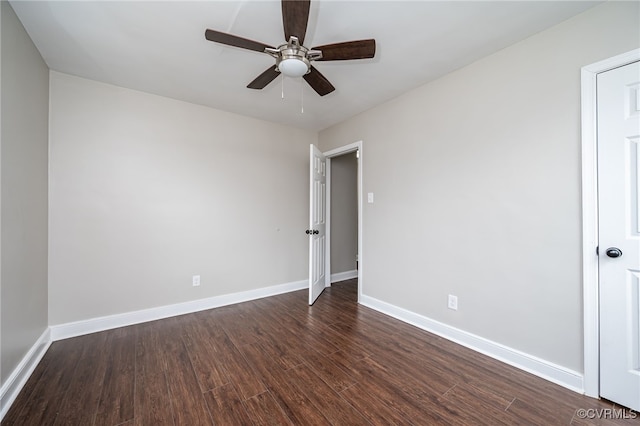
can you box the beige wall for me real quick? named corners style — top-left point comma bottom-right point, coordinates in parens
top-left (330, 153), bottom-right (358, 275)
top-left (48, 72), bottom-right (316, 325)
top-left (0, 1), bottom-right (49, 384)
top-left (318, 1), bottom-right (640, 372)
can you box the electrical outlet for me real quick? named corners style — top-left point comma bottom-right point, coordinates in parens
top-left (448, 294), bottom-right (458, 310)
top-left (192, 275), bottom-right (201, 287)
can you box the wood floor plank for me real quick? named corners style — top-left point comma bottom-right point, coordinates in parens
top-left (134, 321), bottom-right (175, 426)
top-left (442, 382), bottom-right (513, 413)
top-left (507, 396), bottom-right (574, 425)
top-left (327, 352), bottom-right (453, 424)
top-left (213, 304), bottom-right (264, 347)
top-left (181, 314), bottom-right (229, 392)
top-left (243, 392), bottom-right (294, 426)
top-left (94, 327), bottom-right (137, 426)
top-left (52, 332), bottom-right (109, 426)
top-left (243, 300), bottom-right (317, 367)
top-left (238, 342), bottom-right (332, 425)
top-left (255, 338), bottom-right (306, 371)
top-left (436, 383), bottom-right (517, 426)
top-left (297, 317), bottom-right (371, 359)
top-left (209, 332), bottom-right (267, 400)
top-left (339, 383), bottom-right (414, 426)
top-left (160, 319), bottom-right (214, 426)
top-left (360, 330), bottom-right (458, 398)
top-left (193, 309), bottom-right (267, 399)
top-left (301, 350), bottom-right (357, 392)
top-left (284, 364), bottom-right (369, 424)
top-left (251, 297), bottom-right (341, 356)
top-left (202, 383), bottom-right (252, 425)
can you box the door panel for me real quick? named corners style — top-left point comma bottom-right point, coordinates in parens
top-left (598, 60), bottom-right (640, 411)
top-left (309, 145), bottom-right (326, 305)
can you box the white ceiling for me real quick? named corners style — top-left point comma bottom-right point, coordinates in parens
top-left (10, 0), bottom-right (601, 131)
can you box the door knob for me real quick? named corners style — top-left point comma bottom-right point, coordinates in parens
top-left (605, 247), bottom-right (622, 258)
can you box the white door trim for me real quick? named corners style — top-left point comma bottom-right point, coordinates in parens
top-left (323, 141), bottom-right (363, 302)
top-left (581, 48), bottom-right (640, 398)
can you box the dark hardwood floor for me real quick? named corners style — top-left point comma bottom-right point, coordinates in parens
top-left (3, 279), bottom-right (639, 425)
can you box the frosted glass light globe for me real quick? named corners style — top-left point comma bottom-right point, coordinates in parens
top-left (279, 58), bottom-right (308, 77)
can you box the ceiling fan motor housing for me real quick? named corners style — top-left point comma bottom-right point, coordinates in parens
top-left (266, 36), bottom-right (322, 77)
top-left (277, 46), bottom-right (311, 76)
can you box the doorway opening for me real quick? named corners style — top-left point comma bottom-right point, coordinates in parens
top-left (322, 141), bottom-right (363, 302)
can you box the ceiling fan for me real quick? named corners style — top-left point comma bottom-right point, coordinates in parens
top-left (205, 0), bottom-right (376, 96)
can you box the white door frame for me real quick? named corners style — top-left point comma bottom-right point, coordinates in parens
top-left (581, 48), bottom-right (640, 398)
top-left (323, 141), bottom-right (363, 302)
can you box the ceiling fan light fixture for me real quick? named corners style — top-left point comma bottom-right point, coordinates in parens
top-left (205, 0), bottom-right (375, 95)
top-left (278, 58), bottom-right (308, 77)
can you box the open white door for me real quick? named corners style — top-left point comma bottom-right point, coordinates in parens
top-left (598, 60), bottom-right (640, 411)
top-left (308, 144), bottom-right (327, 305)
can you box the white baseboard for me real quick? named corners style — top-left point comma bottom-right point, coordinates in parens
top-left (1, 329), bottom-right (51, 421)
top-left (50, 279), bottom-right (307, 341)
top-left (359, 294), bottom-right (584, 394)
top-left (331, 269), bottom-right (358, 283)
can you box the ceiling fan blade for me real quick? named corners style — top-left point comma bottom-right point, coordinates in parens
top-left (282, 0), bottom-right (310, 45)
top-left (303, 66), bottom-right (335, 96)
top-left (247, 66), bottom-right (280, 90)
top-left (205, 29), bottom-right (273, 53)
top-left (312, 39), bottom-right (376, 61)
